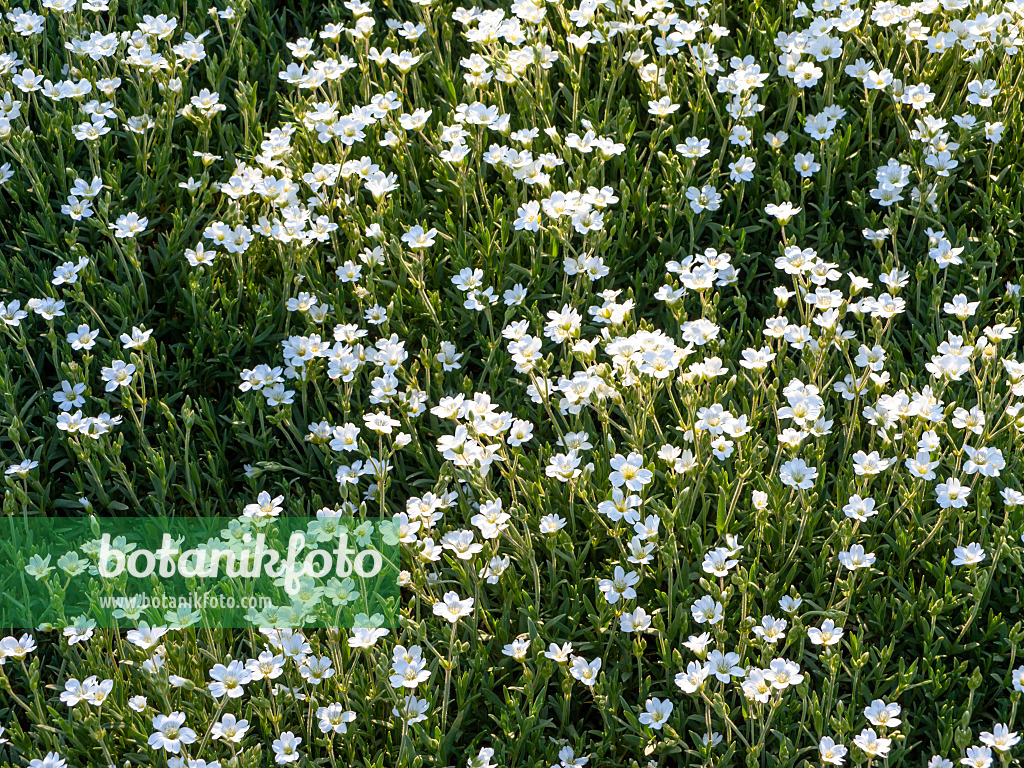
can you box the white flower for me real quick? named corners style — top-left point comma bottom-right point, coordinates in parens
top-left (608, 452), bottom-right (652, 491)
top-left (120, 326), bottom-right (153, 349)
top-left (838, 545), bottom-right (875, 571)
top-left (819, 736), bottom-right (848, 765)
top-left (432, 591), bottom-right (474, 622)
top-left (100, 360), bottom-right (137, 392)
top-left (317, 704), bottom-right (356, 734)
top-left (951, 543), bottom-right (986, 567)
top-left (272, 732), bottom-right (302, 764)
top-left (779, 458), bottom-right (817, 489)
top-left (109, 212), bottom-right (148, 238)
top-left (675, 660), bottom-right (710, 693)
top-left (863, 699), bottom-right (902, 728)
top-left (148, 712), bottom-right (197, 753)
top-left (209, 661), bottom-right (251, 698)
top-left (979, 725), bottom-right (1020, 753)
top-left (638, 698), bottom-right (674, 730)
top-left (401, 225), bottom-right (437, 249)
top-left (961, 746), bottom-right (992, 768)
top-left (807, 620), bottom-right (844, 646)
top-left (765, 202), bottom-right (801, 224)
top-left (690, 595), bottom-right (724, 625)
top-left (707, 650), bottom-right (745, 682)
top-left (598, 566), bottom-right (639, 604)
top-left (569, 656), bottom-right (602, 686)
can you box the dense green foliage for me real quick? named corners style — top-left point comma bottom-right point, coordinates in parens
top-left (1, 0), bottom-right (1024, 766)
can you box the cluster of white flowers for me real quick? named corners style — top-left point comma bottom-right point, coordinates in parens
top-left (3, 0), bottom-right (1024, 764)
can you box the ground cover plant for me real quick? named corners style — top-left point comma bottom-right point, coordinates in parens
top-left (1, 0), bottom-right (1024, 764)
